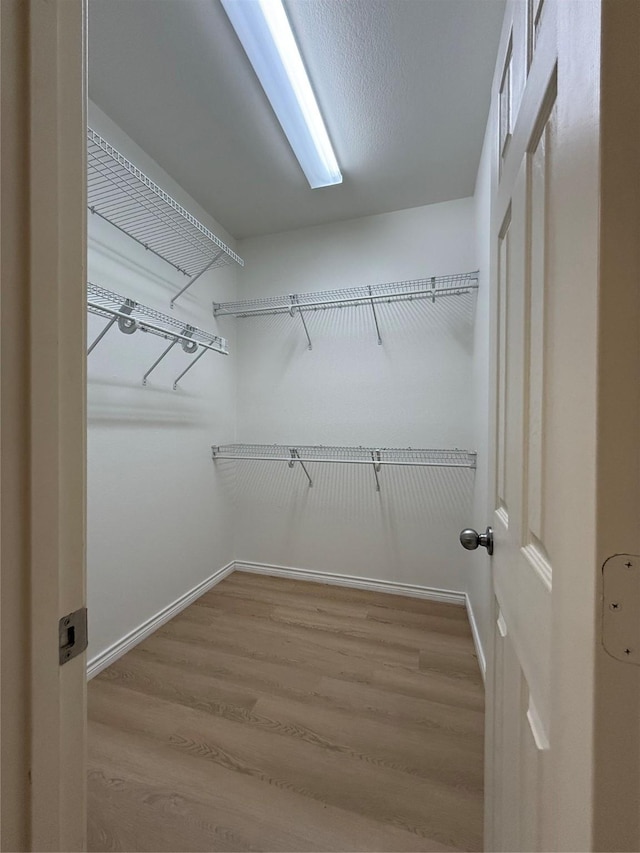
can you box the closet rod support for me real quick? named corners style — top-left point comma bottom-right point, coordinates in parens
top-left (170, 250), bottom-right (224, 309)
top-left (368, 286), bottom-right (383, 345)
top-left (173, 346), bottom-right (209, 390)
top-left (289, 448), bottom-right (313, 487)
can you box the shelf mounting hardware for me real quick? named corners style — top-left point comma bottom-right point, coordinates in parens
top-left (371, 449), bottom-right (382, 491)
top-left (169, 251), bottom-right (224, 309)
top-left (87, 315), bottom-right (118, 355)
top-left (368, 287), bottom-right (383, 345)
top-left (289, 447), bottom-right (313, 487)
top-left (87, 298), bottom-right (137, 354)
top-left (143, 326), bottom-right (197, 386)
top-left (289, 295), bottom-right (313, 350)
top-left (173, 347), bottom-right (209, 390)
top-left (143, 339), bottom-right (178, 385)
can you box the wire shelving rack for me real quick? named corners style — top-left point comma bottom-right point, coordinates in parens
top-left (213, 272), bottom-right (478, 349)
top-left (87, 128), bottom-right (244, 307)
top-left (87, 282), bottom-right (228, 389)
top-left (211, 444), bottom-right (476, 491)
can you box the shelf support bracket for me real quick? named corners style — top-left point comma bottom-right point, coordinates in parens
top-left (87, 315), bottom-right (117, 355)
top-left (368, 286), bottom-right (382, 345)
top-left (173, 346), bottom-right (208, 390)
top-left (371, 449), bottom-right (382, 491)
top-left (142, 340), bottom-right (178, 385)
top-left (431, 276), bottom-right (437, 304)
top-left (142, 327), bottom-right (196, 386)
top-left (87, 299), bottom-right (136, 354)
top-left (170, 250), bottom-right (224, 309)
top-left (290, 295), bottom-right (312, 350)
top-left (288, 448), bottom-right (313, 487)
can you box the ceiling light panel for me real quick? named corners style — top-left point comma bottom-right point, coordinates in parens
top-left (220, 0), bottom-right (342, 189)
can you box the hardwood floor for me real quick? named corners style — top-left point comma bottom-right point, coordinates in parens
top-left (88, 573), bottom-right (484, 852)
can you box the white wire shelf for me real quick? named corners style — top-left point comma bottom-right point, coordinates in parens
top-left (212, 272), bottom-right (478, 349)
top-left (213, 273), bottom-right (478, 317)
top-left (87, 282), bottom-right (228, 389)
top-left (87, 128), bottom-right (244, 307)
top-left (211, 444), bottom-right (476, 491)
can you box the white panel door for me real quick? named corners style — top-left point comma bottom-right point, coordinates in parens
top-left (481, 0), bottom-right (640, 850)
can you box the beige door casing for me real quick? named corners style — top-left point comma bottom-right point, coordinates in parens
top-left (1, 1), bottom-right (87, 849)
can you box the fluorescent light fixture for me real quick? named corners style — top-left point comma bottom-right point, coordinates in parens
top-left (220, 0), bottom-right (342, 188)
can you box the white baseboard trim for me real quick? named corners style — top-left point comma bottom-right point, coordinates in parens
top-left (87, 559), bottom-right (487, 686)
top-left (465, 593), bottom-right (487, 682)
top-left (86, 561), bottom-right (235, 679)
top-left (234, 560), bottom-right (466, 607)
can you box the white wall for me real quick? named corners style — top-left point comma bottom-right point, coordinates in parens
top-left (233, 201), bottom-right (478, 592)
top-left (466, 108), bottom-right (495, 671)
top-left (87, 104), bottom-right (239, 663)
top-left (86, 111), bottom-right (490, 660)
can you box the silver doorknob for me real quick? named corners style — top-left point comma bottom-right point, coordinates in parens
top-left (460, 526), bottom-right (494, 556)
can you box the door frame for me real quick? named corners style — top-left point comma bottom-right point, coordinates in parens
top-left (1, 1), bottom-right (87, 849)
top-left (594, 2), bottom-right (640, 848)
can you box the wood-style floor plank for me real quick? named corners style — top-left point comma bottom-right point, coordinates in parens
top-left (88, 573), bottom-right (484, 852)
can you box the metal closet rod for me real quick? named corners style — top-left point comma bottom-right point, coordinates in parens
top-left (211, 444), bottom-right (477, 493)
top-left (86, 282), bottom-right (228, 389)
top-left (87, 127), bottom-right (243, 309)
top-left (212, 272), bottom-right (479, 350)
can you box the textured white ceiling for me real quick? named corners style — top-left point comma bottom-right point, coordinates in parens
top-left (88, 0), bottom-right (504, 239)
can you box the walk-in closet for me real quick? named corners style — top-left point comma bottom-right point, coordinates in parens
top-left (1, 0), bottom-right (633, 849)
top-left (87, 1), bottom-right (504, 851)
